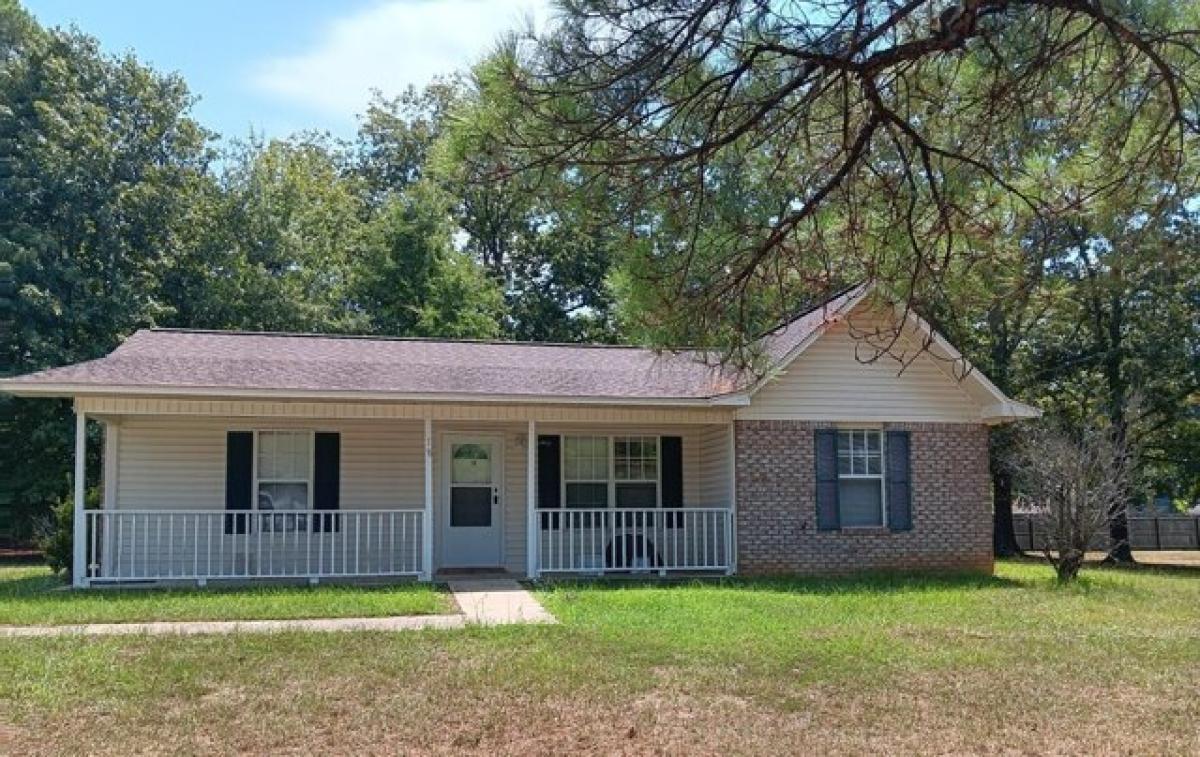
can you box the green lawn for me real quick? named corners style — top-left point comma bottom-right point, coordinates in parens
top-left (0, 565), bottom-right (452, 624)
top-left (2, 561), bottom-right (1198, 755)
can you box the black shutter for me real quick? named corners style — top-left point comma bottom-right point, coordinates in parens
top-left (886, 430), bottom-right (913, 531)
top-left (537, 435), bottom-right (561, 529)
top-left (815, 429), bottom-right (840, 531)
top-left (224, 431), bottom-right (253, 535)
top-left (661, 436), bottom-right (683, 527)
top-left (313, 432), bottom-right (341, 533)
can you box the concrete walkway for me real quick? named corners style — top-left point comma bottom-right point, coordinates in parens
top-left (0, 579), bottom-right (555, 637)
top-left (448, 578), bottom-right (557, 626)
top-left (0, 614), bottom-right (465, 637)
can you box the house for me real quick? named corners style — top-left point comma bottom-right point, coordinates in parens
top-left (0, 285), bottom-right (1038, 587)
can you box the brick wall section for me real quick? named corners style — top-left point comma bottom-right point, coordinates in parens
top-left (735, 421), bottom-right (993, 575)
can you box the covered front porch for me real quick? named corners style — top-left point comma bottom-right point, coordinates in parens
top-left (70, 396), bottom-right (736, 587)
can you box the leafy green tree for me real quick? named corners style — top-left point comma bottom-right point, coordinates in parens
top-left (0, 0), bottom-right (212, 534)
top-left (351, 180), bottom-right (503, 338)
top-left (492, 0), bottom-right (1200, 353)
top-left (432, 58), bottom-right (624, 342)
top-left (164, 136), bottom-right (367, 333)
top-left (1026, 205), bottom-right (1200, 560)
top-left (356, 79), bottom-right (463, 203)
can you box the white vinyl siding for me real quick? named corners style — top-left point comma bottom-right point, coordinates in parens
top-left (696, 424), bottom-right (732, 507)
top-left (115, 417), bottom-right (425, 511)
top-left (738, 316), bottom-right (981, 423)
top-left (503, 428), bottom-right (527, 573)
top-left (116, 420), bottom-right (226, 510)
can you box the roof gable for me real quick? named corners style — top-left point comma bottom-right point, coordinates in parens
top-left (742, 284), bottom-right (1039, 424)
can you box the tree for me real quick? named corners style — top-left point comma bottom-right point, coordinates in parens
top-left (0, 0), bottom-right (212, 534)
top-left (944, 224), bottom-right (1059, 556)
top-left (1010, 419), bottom-right (1135, 581)
top-left (431, 58), bottom-right (626, 342)
top-left (351, 180), bottom-right (504, 338)
top-left (164, 136), bottom-right (367, 333)
top-left (356, 79), bottom-right (464, 204)
top-left (1026, 203), bottom-right (1200, 562)
top-left (492, 0), bottom-right (1200, 354)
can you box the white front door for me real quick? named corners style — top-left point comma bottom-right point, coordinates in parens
top-left (442, 436), bottom-right (503, 568)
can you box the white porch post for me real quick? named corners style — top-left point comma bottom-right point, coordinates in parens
top-left (727, 419), bottom-right (737, 576)
top-left (526, 419), bottom-right (538, 579)
top-left (422, 418), bottom-right (434, 581)
top-left (72, 410), bottom-right (87, 588)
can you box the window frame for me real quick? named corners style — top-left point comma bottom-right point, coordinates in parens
top-left (612, 435), bottom-right (660, 509)
top-left (560, 434), bottom-right (663, 510)
top-left (252, 429), bottom-right (315, 531)
top-left (561, 435), bottom-right (611, 511)
top-left (835, 428), bottom-right (887, 528)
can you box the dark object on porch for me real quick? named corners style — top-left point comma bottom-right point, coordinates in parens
top-left (605, 534), bottom-right (661, 570)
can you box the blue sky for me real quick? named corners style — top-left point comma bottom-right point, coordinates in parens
top-left (23, 0), bottom-right (551, 142)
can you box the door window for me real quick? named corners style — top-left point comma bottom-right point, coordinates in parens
top-left (451, 443), bottom-right (493, 527)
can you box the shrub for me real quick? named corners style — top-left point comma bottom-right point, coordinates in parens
top-left (1009, 422), bottom-right (1134, 581)
top-left (35, 489), bottom-right (100, 582)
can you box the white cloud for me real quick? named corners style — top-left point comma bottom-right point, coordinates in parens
top-left (249, 0), bottom-right (551, 118)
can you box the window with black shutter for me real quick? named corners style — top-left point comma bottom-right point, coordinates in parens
top-left (225, 430), bottom-right (341, 534)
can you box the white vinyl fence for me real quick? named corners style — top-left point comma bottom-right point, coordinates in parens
top-left (83, 509), bottom-right (425, 583)
top-left (536, 507), bottom-right (732, 574)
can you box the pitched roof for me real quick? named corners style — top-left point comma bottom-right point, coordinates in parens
top-left (760, 283), bottom-right (868, 362)
top-left (0, 286), bottom-right (862, 403)
top-left (1, 330), bottom-right (739, 402)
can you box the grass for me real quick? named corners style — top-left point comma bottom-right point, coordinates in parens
top-left (2, 560), bottom-right (1198, 755)
top-left (0, 565), bottom-right (452, 625)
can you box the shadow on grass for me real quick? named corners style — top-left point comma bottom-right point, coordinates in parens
top-left (0, 570), bottom-right (64, 598)
top-left (538, 569), bottom-right (1023, 597)
top-left (1012, 552), bottom-right (1200, 578)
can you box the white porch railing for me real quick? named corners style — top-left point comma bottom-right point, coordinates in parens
top-left (83, 509), bottom-right (425, 583)
top-left (535, 508), bottom-right (732, 574)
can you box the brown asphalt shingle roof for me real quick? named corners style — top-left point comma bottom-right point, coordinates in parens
top-left (3, 287), bottom-right (865, 402)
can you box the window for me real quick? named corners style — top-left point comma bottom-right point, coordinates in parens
top-left (450, 443), bottom-right (493, 527)
top-left (561, 435), bottom-right (662, 510)
top-left (256, 431), bottom-right (312, 532)
top-left (614, 436), bottom-right (658, 508)
top-left (563, 436), bottom-right (609, 509)
top-left (837, 429), bottom-right (885, 527)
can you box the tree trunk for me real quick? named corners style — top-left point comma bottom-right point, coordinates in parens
top-left (992, 466), bottom-right (1021, 556)
top-left (1055, 548), bottom-right (1085, 582)
top-left (1102, 286), bottom-right (1136, 564)
top-left (1103, 502), bottom-right (1135, 564)
top-left (989, 424), bottom-right (1021, 556)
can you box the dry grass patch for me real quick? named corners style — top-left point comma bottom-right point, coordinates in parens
top-left (2, 561), bottom-right (1198, 755)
